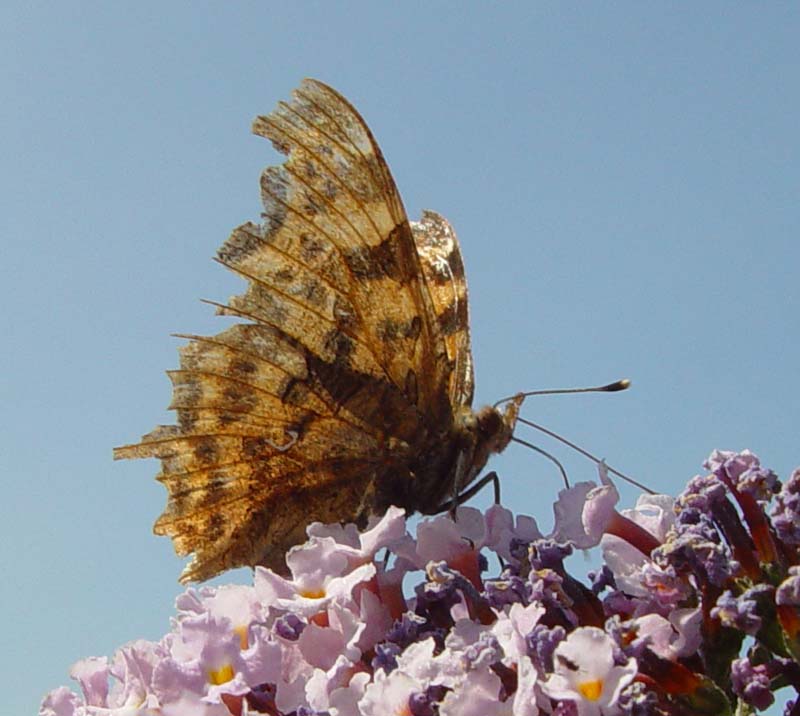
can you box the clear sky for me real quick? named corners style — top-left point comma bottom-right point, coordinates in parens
top-left (3, 3), bottom-right (798, 713)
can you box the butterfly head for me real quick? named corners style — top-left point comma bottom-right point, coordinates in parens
top-left (471, 393), bottom-right (524, 468)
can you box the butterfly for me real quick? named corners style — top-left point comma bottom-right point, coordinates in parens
top-left (115, 79), bottom-right (523, 583)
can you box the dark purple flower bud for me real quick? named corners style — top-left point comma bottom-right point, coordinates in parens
top-left (771, 468), bottom-right (800, 545)
top-left (386, 612), bottom-right (428, 645)
top-left (414, 563), bottom-right (461, 620)
top-left (529, 568), bottom-right (576, 622)
top-left (617, 680), bottom-right (660, 716)
top-left (526, 623), bottom-right (566, 672)
top-left (677, 474), bottom-right (728, 512)
top-left (408, 685), bottom-right (448, 716)
top-left (654, 516), bottom-right (737, 587)
top-left (704, 449), bottom-right (757, 480)
top-left (246, 683), bottom-right (278, 713)
top-left (711, 589), bottom-right (764, 635)
top-left (706, 450), bottom-right (779, 501)
top-left (737, 466), bottom-right (779, 503)
top-left (529, 539), bottom-right (573, 570)
top-left (462, 632), bottom-right (502, 670)
top-left (785, 698), bottom-right (798, 716)
top-left (588, 565), bottom-right (616, 595)
top-left (509, 537), bottom-right (531, 564)
top-left (372, 642), bottom-right (401, 674)
top-left (421, 560), bottom-right (490, 622)
top-left (674, 508), bottom-right (720, 542)
top-left (602, 590), bottom-right (637, 619)
top-left (478, 552), bottom-right (489, 573)
top-left (552, 699), bottom-right (579, 716)
top-left (484, 574), bottom-right (530, 609)
top-left (731, 657), bottom-right (774, 710)
top-left (274, 612), bottom-right (306, 641)
top-left (776, 567), bottom-right (800, 607)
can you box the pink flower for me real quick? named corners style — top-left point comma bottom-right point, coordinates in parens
top-left (153, 611), bottom-right (280, 707)
top-left (254, 539), bottom-right (376, 619)
top-left (39, 687), bottom-right (84, 716)
top-left (484, 504), bottom-right (543, 564)
top-left (540, 627), bottom-right (637, 716)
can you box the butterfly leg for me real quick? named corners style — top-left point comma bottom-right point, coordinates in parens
top-left (437, 471), bottom-right (501, 515)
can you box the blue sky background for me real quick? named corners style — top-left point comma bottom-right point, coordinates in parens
top-left (3, 3), bottom-right (798, 713)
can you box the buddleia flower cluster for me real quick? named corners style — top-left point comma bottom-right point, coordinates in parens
top-left (41, 449), bottom-right (800, 715)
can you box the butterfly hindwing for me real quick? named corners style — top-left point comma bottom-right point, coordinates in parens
top-left (412, 210), bottom-right (474, 409)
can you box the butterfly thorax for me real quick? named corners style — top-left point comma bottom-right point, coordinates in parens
top-left (375, 396), bottom-right (523, 516)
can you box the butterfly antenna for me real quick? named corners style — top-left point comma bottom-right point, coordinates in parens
top-left (516, 415), bottom-right (654, 494)
top-left (510, 436), bottom-right (571, 488)
top-left (493, 378), bottom-right (630, 409)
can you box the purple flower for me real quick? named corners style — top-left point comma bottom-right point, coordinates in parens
top-left (527, 623), bottom-right (567, 672)
top-left (372, 641), bottom-right (401, 674)
top-left (731, 657), bottom-right (774, 710)
top-left (274, 612), bottom-right (306, 641)
top-left (778, 566), bottom-right (800, 607)
top-left (677, 473), bottom-right (728, 512)
top-left (772, 468), bottom-right (800, 545)
top-left (711, 586), bottom-right (773, 635)
top-left (705, 449), bottom-right (778, 502)
top-left (484, 573), bottom-right (530, 609)
top-left (39, 687), bottom-right (83, 716)
top-left (654, 511), bottom-right (738, 587)
top-left (40, 455), bottom-right (800, 715)
top-left (529, 539), bottom-right (573, 571)
top-left (588, 565), bottom-right (616, 596)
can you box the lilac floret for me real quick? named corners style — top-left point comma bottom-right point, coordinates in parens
top-left (483, 573), bottom-right (530, 608)
top-left (655, 512), bottom-right (738, 587)
top-left (771, 468), bottom-right (800, 545)
top-left (711, 588), bottom-right (767, 635)
top-left (617, 680), bottom-right (659, 716)
top-left (529, 539), bottom-right (573, 570)
top-left (588, 565), bottom-right (616, 596)
top-left (386, 612), bottom-right (429, 646)
top-left (526, 623), bottom-right (566, 672)
top-left (529, 568), bottom-right (565, 606)
top-left (245, 682), bottom-right (277, 714)
top-left (776, 566), bottom-right (800, 607)
top-left (274, 612), bottom-right (306, 641)
top-left (678, 473), bottom-right (728, 512)
top-left (409, 685), bottom-right (448, 716)
top-left (297, 707), bottom-right (332, 716)
top-left (731, 657), bottom-right (774, 710)
top-left (462, 632), bottom-right (502, 670)
top-left (371, 641), bottom-right (401, 674)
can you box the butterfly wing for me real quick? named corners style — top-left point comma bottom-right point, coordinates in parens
top-left (411, 210), bottom-right (475, 409)
top-left (114, 79), bottom-right (456, 582)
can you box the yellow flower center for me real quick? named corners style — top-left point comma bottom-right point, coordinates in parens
top-left (234, 625), bottom-right (248, 650)
top-left (578, 679), bottom-right (604, 701)
top-left (300, 588), bottom-right (326, 599)
top-left (207, 663), bottom-right (235, 685)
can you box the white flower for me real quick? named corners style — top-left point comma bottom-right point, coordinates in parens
top-left (540, 627), bottom-right (636, 716)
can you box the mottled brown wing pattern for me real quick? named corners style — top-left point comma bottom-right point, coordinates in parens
top-left (412, 210), bottom-right (474, 409)
top-left (114, 79), bottom-right (459, 582)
